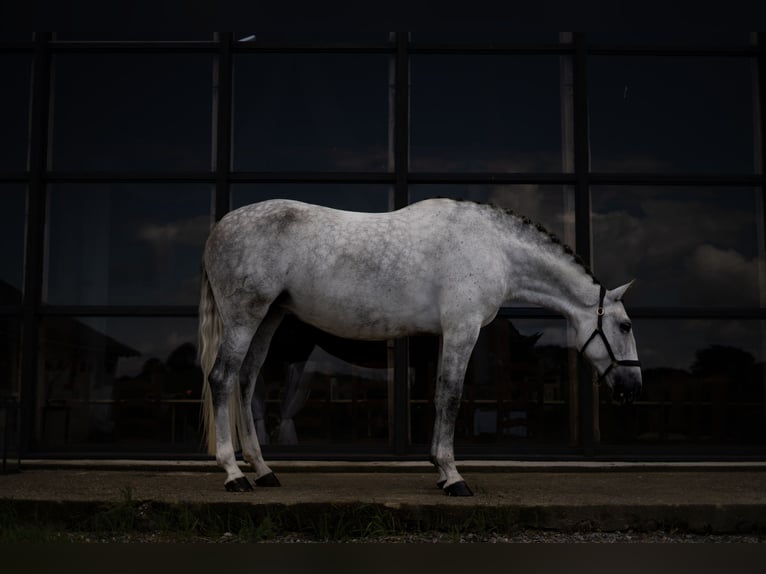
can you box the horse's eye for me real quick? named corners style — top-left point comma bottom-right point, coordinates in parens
top-left (620, 322), bottom-right (632, 334)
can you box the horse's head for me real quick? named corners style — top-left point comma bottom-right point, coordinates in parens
top-left (577, 281), bottom-right (642, 404)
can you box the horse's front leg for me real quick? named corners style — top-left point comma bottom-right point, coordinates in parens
top-left (239, 308), bottom-right (284, 486)
top-left (430, 322), bottom-right (481, 497)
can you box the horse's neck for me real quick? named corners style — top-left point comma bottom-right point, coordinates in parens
top-left (506, 235), bottom-right (599, 324)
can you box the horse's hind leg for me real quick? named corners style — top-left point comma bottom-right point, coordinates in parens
top-left (239, 307), bottom-right (285, 487)
top-left (431, 322), bottom-right (481, 497)
top-left (209, 320), bottom-right (259, 491)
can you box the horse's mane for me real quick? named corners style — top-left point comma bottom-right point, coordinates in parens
top-left (440, 197), bottom-right (601, 285)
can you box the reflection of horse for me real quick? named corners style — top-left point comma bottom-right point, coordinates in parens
top-left (199, 198), bottom-right (641, 495)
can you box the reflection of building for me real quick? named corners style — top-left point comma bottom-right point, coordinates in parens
top-left (38, 317), bottom-right (139, 445)
top-left (2, 33), bottom-right (765, 461)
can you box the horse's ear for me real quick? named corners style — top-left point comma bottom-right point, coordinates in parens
top-left (609, 280), bottom-right (635, 301)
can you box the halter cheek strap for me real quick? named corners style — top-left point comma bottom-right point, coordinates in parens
top-left (579, 285), bottom-right (642, 382)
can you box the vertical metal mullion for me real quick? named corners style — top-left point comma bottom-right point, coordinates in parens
top-left (393, 32), bottom-right (410, 455)
top-left (572, 32), bottom-right (595, 456)
top-left (20, 33), bottom-right (52, 454)
top-left (214, 33), bottom-right (233, 221)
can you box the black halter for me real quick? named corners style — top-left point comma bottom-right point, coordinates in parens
top-left (579, 285), bottom-right (642, 382)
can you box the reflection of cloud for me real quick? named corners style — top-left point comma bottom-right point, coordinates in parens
top-left (593, 194), bottom-right (763, 305)
top-left (137, 216), bottom-right (210, 247)
top-left (411, 151), bottom-right (564, 173)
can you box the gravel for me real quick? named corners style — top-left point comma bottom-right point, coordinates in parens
top-left (55, 530), bottom-right (766, 543)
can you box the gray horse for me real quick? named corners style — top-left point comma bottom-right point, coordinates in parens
top-left (198, 198), bottom-right (641, 495)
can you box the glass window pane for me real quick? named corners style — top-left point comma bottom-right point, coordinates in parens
top-left (412, 32), bottom-right (566, 43)
top-left (411, 55), bottom-right (572, 172)
top-left (235, 32), bottom-right (390, 43)
top-left (588, 32), bottom-right (756, 47)
top-left (44, 184), bottom-right (211, 305)
top-left (591, 186), bottom-right (765, 307)
top-left (231, 184), bottom-right (393, 212)
top-left (50, 54), bottom-right (214, 171)
top-left (53, 33), bottom-right (214, 41)
top-left (410, 318), bottom-right (575, 448)
top-left (0, 185), bottom-right (26, 304)
top-left (589, 57), bottom-right (758, 174)
top-left (0, 320), bottom-right (21, 397)
top-left (258, 316), bottom-right (391, 447)
top-left (409, 184), bottom-right (575, 244)
top-left (599, 319), bottom-right (766, 447)
top-left (233, 55), bottom-right (391, 172)
top-left (37, 317), bottom-right (202, 451)
top-left (0, 55), bottom-right (31, 171)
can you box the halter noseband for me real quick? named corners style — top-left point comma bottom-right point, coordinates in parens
top-left (579, 285), bottom-right (641, 382)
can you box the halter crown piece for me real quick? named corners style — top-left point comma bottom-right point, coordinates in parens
top-left (579, 285), bottom-right (642, 382)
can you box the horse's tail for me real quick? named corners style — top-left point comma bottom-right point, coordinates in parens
top-left (198, 261), bottom-right (225, 455)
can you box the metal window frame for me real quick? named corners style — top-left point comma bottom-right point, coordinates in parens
top-left (1, 32), bottom-right (765, 460)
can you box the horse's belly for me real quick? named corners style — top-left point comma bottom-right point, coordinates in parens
top-left (283, 288), bottom-right (441, 340)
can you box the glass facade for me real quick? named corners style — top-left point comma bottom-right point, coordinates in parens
top-left (1, 33), bottom-right (765, 460)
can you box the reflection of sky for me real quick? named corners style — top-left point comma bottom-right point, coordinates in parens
top-left (0, 56), bottom-right (31, 171)
top-left (51, 54), bottom-right (214, 171)
top-left (589, 57), bottom-right (756, 173)
top-left (45, 184), bottom-right (211, 305)
top-left (592, 187), bottom-right (764, 306)
top-left (411, 55), bottom-right (565, 172)
top-left (233, 54), bottom-right (390, 172)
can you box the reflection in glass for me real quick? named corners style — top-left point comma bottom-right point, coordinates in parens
top-left (588, 32), bottom-right (756, 47)
top-left (233, 55), bottom-right (390, 172)
top-left (0, 320), bottom-right (20, 397)
top-left (411, 55), bottom-right (571, 172)
top-left (591, 186), bottom-right (765, 307)
top-left (53, 33), bottom-right (214, 41)
top-left (589, 57), bottom-right (757, 173)
top-left (0, 56), bottom-right (31, 171)
top-left (599, 319), bottom-right (765, 446)
top-left (255, 316), bottom-right (390, 446)
top-left (0, 185), bottom-right (26, 304)
top-left (412, 32), bottom-right (564, 43)
top-left (235, 32), bottom-right (390, 43)
top-left (231, 184), bottom-right (393, 213)
top-left (409, 184), bottom-right (575, 244)
top-left (50, 54), bottom-right (213, 171)
top-left (37, 317), bottom-right (202, 450)
top-left (44, 184), bottom-right (211, 305)
top-left (410, 318), bottom-right (574, 447)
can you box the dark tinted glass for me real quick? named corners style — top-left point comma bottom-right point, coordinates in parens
top-left (235, 32), bottom-right (390, 43)
top-left (233, 55), bottom-right (390, 172)
top-left (409, 184), bottom-right (575, 242)
top-left (37, 317), bottom-right (202, 451)
top-left (54, 33), bottom-right (214, 41)
top-left (44, 184), bottom-right (211, 305)
top-left (412, 32), bottom-right (565, 43)
top-left (411, 55), bottom-right (571, 172)
top-left (589, 57), bottom-right (757, 174)
top-left (410, 318), bottom-right (573, 447)
top-left (50, 54), bottom-right (213, 171)
top-left (0, 320), bottom-right (20, 396)
top-left (589, 33), bottom-right (756, 47)
top-left (256, 316), bottom-right (390, 448)
top-left (0, 185), bottom-right (26, 304)
top-left (591, 186), bottom-right (765, 307)
top-left (0, 56), bottom-right (31, 171)
top-left (231, 184), bottom-right (393, 212)
top-left (599, 319), bottom-right (765, 447)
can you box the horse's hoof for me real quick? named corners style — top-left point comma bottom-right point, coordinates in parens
top-left (224, 476), bottom-right (253, 492)
top-left (255, 472), bottom-right (281, 487)
top-left (444, 481), bottom-right (474, 497)
top-left (436, 480), bottom-right (446, 490)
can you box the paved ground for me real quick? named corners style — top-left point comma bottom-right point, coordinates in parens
top-left (2, 460), bottom-right (766, 540)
